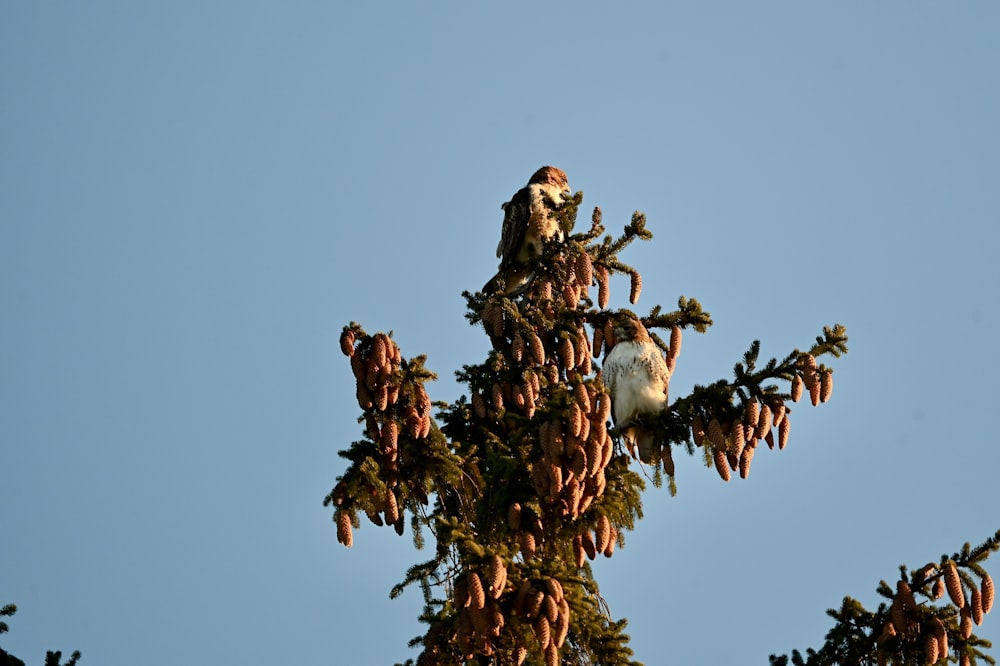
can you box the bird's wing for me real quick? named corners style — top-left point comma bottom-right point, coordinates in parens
top-left (497, 186), bottom-right (531, 271)
top-left (639, 344), bottom-right (671, 396)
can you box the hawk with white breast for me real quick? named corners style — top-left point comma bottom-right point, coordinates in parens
top-left (602, 314), bottom-right (671, 463)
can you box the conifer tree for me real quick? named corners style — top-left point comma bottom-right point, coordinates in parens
top-left (325, 172), bottom-right (993, 664)
top-left (770, 530), bottom-right (997, 666)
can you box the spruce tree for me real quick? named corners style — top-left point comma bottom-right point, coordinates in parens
top-left (324, 172), bottom-right (994, 665)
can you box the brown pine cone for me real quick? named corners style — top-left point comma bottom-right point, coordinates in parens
top-left (487, 555), bottom-right (507, 599)
top-left (512, 333), bottom-right (526, 362)
top-left (714, 448), bottom-right (731, 481)
top-left (669, 326), bottom-right (682, 360)
top-left (581, 531), bottom-right (597, 560)
top-left (339, 329), bottom-right (355, 356)
top-left (739, 443), bottom-right (755, 479)
top-left (778, 415), bottom-right (790, 449)
top-left (982, 572), bottom-right (995, 614)
top-left (661, 444), bottom-right (675, 476)
top-left (971, 586), bottom-right (984, 625)
top-left (629, 271), bottom-right (642, 304)
top-left (791, 374), bottom-right (804, 402)
top-left (596, 265), bottom-right (610, 310)
top-left (708, 418), bottom-right (726, 449)
top-left (336, 510), bottom-right (353, 548)
top-left (820, 370), bottom-right (833, 402)
top-left (467, 572), bottom-right (486, 609)
top-left (529, 331), bottom-right (546, 365)
top-left (592, 324), bottom-right (605, 358)
top-left (944, 560), bottom-right (965, 608)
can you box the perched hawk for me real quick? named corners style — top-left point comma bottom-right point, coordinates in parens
top-left (483, 166), bottom-right (572, 294)
top-left (602, 315), bottom-right (671, 463)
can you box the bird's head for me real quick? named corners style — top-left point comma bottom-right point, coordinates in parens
top-left (529, 166), bottom-right (572, 205)
top-left (613, 315), bottom-right (646, 343)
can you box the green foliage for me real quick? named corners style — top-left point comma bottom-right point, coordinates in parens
top-left (0, 603), bottom-right (81, 666)
top-left (771, 530), bottom-right (1000, 666)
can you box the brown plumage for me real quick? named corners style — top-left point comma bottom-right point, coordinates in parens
top-left (484, 166), bottom-right (572, 294)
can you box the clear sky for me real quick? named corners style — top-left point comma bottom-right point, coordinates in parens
top-left (2, 3), bottom-right (998, 665)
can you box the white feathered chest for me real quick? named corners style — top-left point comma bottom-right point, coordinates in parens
top-left (603, 339), bottom-right (671, 426)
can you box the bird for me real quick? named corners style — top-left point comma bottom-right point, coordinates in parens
top-left (483, 166), bottom-right (573, 294)
top-left (601, 315), bottom-right (671, 463)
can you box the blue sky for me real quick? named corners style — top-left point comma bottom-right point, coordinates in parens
top-left (2, 3), bottom-right (998, 664)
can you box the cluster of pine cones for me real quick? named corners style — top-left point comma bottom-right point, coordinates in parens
top-left (692, 352), bottom-right (832, 482)
top-left (877, 562), bottom-right (993, 665)
top-left (331, 328), bottom-right (434, 547)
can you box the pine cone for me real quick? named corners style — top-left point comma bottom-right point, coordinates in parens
top-left (544, 642), bottom-right (558, 666)
top-left (592, 324), bottom-right (605, 358)
top-left (983, 572), bottom-right (995, 614)
top-left (534, 614), bottom-right (552, 649)
top-left (944, 560), bottom-right (965, 608)
top-left (668, 326), bottom-right (682, 361)
top-left (582, 531), bottom-right (597, 560)
top-left (543, 594), bottom-right (559, 624)
top-left (820, 370), bottom-right (833, 402)
top-left (661, 444), bottom-right (675, 476)
top-left (603, 319), bottom-right (616, 351)
top-left (544, 577), bottom-right (564, 604)
top-left (372, 333), bottom-right (389, 367)
top-left (791, 374), bottom-right (804, 402)
top-left (629, 271), bottom-right (642, 304)
top-left (491, 382), bottom-right (505, 412)
top-left (336, 510), bottom-right (353, 548)
top-left (739, 443), bottom-right (755, 479)
top-left (576, 251), bottom-right (594, 287)
top-left (934, 618), bottom-right (949, 663)
top-left (570, 446), bottom-right (587, 478)
top-left (384, 488), bottom-right (399, 524)
top-left (573, 534), bottom-right (586, 568)
top-left (529, 331), bottom-right (546, 365)
top-left (778, 415), bottom-right (790, 449)
top-left (604, 525), bottom-right (617, 557)
top-left (708, 418), bottom-right (726, 449)
top-left (933, 576), bottom-right (946, 600)
top-left (339, 329), bottom-right (355, 356)
top-left (472, 392), bottom-right (487, 419)
top-left (559, 336), bottom-right (575, 371)
top-left (487, 555), bottom-right (507, 599)
top-left (691, 414), bottom-right (706, 446)
top-left (924, 632), bottom-right (939, 665)
top-left (482, 301), bottom-right (504, 337)
top-left (595, 514), bottom-right (611, 553)
top-left (526, 588), bottom-right (545, 619)
top-left (553, 598), bottom-right (570, 647)
top-left (960, 606), bottom-right (973, 639)
top-left (745, 400), bottom-right (760, 429)
top-left (520, 531), bottom-right (537, 558)
top-left (755, 404), bottom-right (772, 440)
top-left (596, 265), bottom-right (610, 310)
top-left (576, 328), bottom-right (591, 373)
top-left (971, 586), bottom-right (984, 625)
top-left (374, 384), bottom-right (389, 411)
top-left (512, 333), bottom-right (525, 362)
top-left (772, 402), bottom-right (786, 427)
top-left (809, 377), bottom-right (821, 406)
top-left (468, 572), bottom-right (486, 609)
top-left (381, 420), bottom-right (399, 452)
top-left (714, 448), bottom-right (731, 482)
top-left (574, 381), bottom-right (591, 413)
